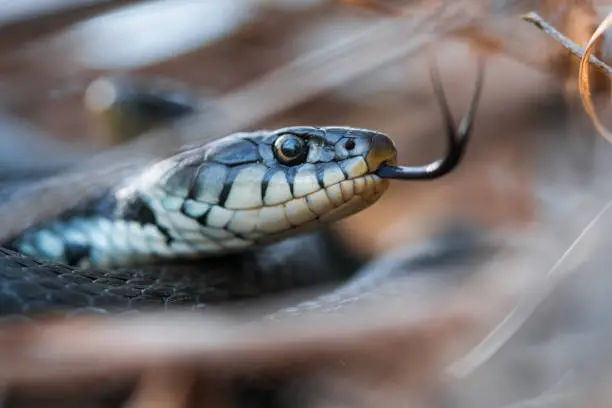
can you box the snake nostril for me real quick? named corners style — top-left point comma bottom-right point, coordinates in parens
top-left (344, 140), bottom-right (356, 151)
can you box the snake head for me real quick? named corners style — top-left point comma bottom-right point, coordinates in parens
top-left (117, 126), bottom-right (398, 258)
top-left (9, 126), bottom-right (399, 267)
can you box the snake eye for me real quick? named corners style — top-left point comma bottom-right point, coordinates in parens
top-left (273, 134), bottom-right (308, 165)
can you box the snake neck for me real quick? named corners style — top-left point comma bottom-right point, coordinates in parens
top-left (4, 185), bottom-right (151, 267)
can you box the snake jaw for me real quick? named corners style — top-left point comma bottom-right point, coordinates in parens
top-left (316, 174), bottom-right (388, 222)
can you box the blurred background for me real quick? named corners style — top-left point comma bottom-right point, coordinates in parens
top-left (1, 0), bottom-right (593, 255)
top-left (4, 1), bottom-right (612, 407)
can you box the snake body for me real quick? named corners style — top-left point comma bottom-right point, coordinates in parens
top-left (0, 126), bottom-right (396, 318)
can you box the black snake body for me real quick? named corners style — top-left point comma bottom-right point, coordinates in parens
top-left (0, 231), bottom-right (359, 321)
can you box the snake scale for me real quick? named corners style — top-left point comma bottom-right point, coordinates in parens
top-left (0, 61), bottom-right (484, 325)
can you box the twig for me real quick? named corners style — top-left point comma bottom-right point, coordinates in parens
top-left (523, 11), bottom-right (612, 145)
top-left (521, 11), bottom-right (612, 76)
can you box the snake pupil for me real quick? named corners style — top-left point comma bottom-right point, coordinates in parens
top-left (281, 138), bottom-right (303, 159)
top-left (274, 134), bottom-right (308, 165)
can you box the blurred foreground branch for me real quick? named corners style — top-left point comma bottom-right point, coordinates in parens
top-left (178, 2), bottom-right (479, 141)
top-left (0, 0), bottom-right (144, 53)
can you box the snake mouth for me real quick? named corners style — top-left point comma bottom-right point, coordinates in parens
top-left (214, 171), bottom-right (388, 238)
top-left (240, 172), bottom-right (388, 247)
top-left (146, 169), bottom-right (389, 253)
top-left (311, 173), bottom-right (388, 222)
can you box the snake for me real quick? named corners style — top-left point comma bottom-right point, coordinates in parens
top-left (0, 61), bottom-right (484, 324)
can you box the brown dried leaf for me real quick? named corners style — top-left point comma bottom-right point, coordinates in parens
top-left (579, 12), bottom-right (612, 144)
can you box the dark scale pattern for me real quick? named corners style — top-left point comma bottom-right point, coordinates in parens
top-left (0, 244), bottom-right (331, 321)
